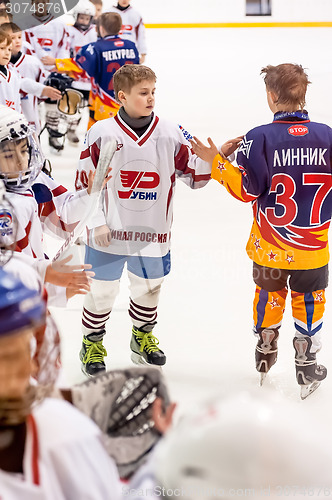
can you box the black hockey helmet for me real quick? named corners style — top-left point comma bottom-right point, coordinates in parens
top-left (44, 72), bottom-right (74, 93)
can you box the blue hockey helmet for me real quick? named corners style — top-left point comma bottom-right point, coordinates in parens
top-left (0, 268), bottom-right (46, 337)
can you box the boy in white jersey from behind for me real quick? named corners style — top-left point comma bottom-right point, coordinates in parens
top-left (75, 65), bottom-right (214, 376)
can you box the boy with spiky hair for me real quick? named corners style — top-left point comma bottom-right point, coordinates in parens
top-left (190, 63), bottom-right (332, 399)
top-left (75, 64), bottom-right (218, 376)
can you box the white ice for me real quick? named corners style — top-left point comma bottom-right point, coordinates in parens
top-left (43, 26), bottom-right (332, 421)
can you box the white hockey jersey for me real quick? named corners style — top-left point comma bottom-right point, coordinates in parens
top-left (75, 114), bottom-right (211, 258)
top-left (104, 5), bottom-right (147, 55)
top-left (6, 171), bottom-right (91, 260)
top-left (0, 398), bottom-right (122, 500)
top-left (0, 66), bottom-right (44, 114)
top-left (9, 53), bottom-right (47, 133)
top-left (67, 24), bottom-right (97, 90)
top-left (24, 19), bottom-right (70, 72)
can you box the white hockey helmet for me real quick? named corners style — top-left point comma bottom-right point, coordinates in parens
top-left (0, 179), bottom-right (17, 264)
top-left (72, 1), bottom-right (95, 29)
top-left (154, 390), bottom-right (332, 498)
top-left (0, 105), bottom-right (44, 193)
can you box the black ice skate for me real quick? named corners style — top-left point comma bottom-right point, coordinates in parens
top-left (130, 326), bottom-right (166, 366)
top-left (255, 328), bottom-right (279, 385)
top-left (67, 130), bottom-right (80, 144)
top-left (80, 330), bottom-right (107, 378)
top-left (293, 336), bottom-right (327, 399)
top-left (48, 135), bottom-right (64, 152)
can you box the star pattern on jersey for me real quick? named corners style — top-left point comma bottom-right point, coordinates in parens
top-left (254, 237), bottom-right (262, 251)
top-left (98, 105), bottom-right (105, 113)
top-left (285, 254), bottom-right (295, 264)
top-left (314, 292), bottom-right (324, 302)
top-left (268, 296), bottom-right (280, 309)
top-left (217, 161), bottom-right (226, 172)
top-left (267, 250), bottom-right (277, 261)
top-left (238, 136), bottom-right (253, 159)
top-left (58, 61), bottom-right (65, 69)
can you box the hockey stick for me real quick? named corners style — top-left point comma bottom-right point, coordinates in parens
top-left (52, 138), bottom-right (118, 262)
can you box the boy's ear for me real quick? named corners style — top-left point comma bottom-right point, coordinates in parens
top-left (117, 90), bottom-right (126, 103)
top-left (268, 90), bottom-right (278, 104)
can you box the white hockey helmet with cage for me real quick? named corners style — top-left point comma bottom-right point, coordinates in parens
top-left (0, 179), bottom-right (17, 265)
top-left (72, 1), bottom-right (95, 28)
top-left (154, 391), bottom-right (332, 497)
top-left (0, 105), bottom-right (44, 193)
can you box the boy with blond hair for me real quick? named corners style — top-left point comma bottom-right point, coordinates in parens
top-left (190, 63), bottom-right (332, 399)
top-left (75, 64), bottom-right (213, 376)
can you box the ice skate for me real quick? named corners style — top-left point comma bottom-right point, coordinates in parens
top-left (130, 326), bottom-right (166, 366)
top-left (67, 130), bottom-right (80, 145)
top-left (255, 328), bottom-right (279, 385)
top-left (48, 135), bottom-right (64, 153)
top-left (80, 330), bottom-right (107, 377)
top-left (293, 336), bottom-right (327, 400)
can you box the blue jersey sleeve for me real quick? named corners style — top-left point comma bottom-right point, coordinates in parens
top-left (236, 128), bottom-right (270, 197)
top-left (75, 43), bottom-right (97, 77)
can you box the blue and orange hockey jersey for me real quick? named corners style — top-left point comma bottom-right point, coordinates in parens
top-left (211, 111), bottom-right (332, 270)
top-left (55, 35), bottom-right (139, 121)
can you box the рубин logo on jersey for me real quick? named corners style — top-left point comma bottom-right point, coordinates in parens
top-left (115, 160), bottom-right (161, 212)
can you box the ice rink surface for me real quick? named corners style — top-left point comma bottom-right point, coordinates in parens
top-left (44, 26), bottom-right (332, 420)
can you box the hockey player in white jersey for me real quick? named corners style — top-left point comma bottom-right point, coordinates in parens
top-left (75, 65), bottom-right (212, 376)
top-left (104, 0), bottom-right (147, 63)
top-left (0, 268), bottom-right (123, 499)
top-left (0, 28), bottom-right (61, 116)
top-left (2, 22), bottom-right (48, 134)
top-left (24, 4), bottom-right (70, 151)
top-left (63, 1), bottom-right (97, 144)
top-left (0, 105), bottom-right (105, 306)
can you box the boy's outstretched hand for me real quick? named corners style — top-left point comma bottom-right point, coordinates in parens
top-left (221, 136), bottom-right (244, 157)
top-left (190, 135), bottom-right (244, 164)
top-left (45, 255), bottom-right (95, 298)
top-left (190, 136), bottom-right (219, 163)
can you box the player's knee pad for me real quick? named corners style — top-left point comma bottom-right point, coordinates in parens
top-left (253, 285), bottom-right (287, 331)
top-left (128, 271), bottom-right (164, 307)
top-left (291, 289), bottom-right (325, 337)
top-left (84, 279), bottom-right (120, 312)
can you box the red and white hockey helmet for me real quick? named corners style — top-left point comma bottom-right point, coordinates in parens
top-left (154, 390), bottom-right (332, 497)
top-left (0, 105), bottom-right (44, 193)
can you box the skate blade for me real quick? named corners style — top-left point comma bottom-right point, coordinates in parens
top-left (259, 373), bottom-right (267, 386)
top-left (49, 147), bottom-right (63, 155)
top-left (300, 381), bottom-right (321, 400)
top-left (130, 352), bottom-right (163, 371)
top-left (80, 364), bottom-right (105, 379)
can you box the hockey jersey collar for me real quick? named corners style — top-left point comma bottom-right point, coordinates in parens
top-left (115, 112), bottom-right (159, 146)
top-left (273, 110), bottom-right (310, 123)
